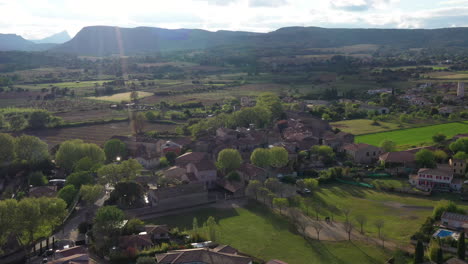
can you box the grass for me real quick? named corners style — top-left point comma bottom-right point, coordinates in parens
top-left (149, 201), bottom-right (393, 264)
top-left (355, 121), bottom-right (468, 149)
top-left (86, 91), bottom-right (153, 102)
top-left (301, 184), bottom-right (468, 244)
top-left (331, 119), bottom-right (404, 135)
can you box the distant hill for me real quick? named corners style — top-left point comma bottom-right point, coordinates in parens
top-left (52, 26), bottom-right (258, 56)
top-left (30, 31), bottom-right (71, 44)
top-left (0, 34), bottom-right (57, 51)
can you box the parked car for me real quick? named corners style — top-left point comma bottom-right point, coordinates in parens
top-left (297, 188), bottom-right (311, 195)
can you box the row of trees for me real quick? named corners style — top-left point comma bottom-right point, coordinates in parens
top-left (0, 110), bottom-right (62, 131)
top-left (0, 133), bottom-right (49, 166)
top-left (0, 197), bottom-right (67, 254)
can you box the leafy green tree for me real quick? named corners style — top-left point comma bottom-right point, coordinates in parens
top-left (245, 180), bottom-right (262, 200)
top-left (458, 232), bottom-right (466, 260)
top-left (273, 197), bottom-right (289, 215)
top-left (415, 149), bottom-right (436, 168)
top-left (28, 111), bottom-right (51, 129)
top-left (250, 148), bottom-right (271, 168)
top-left (192, 217), bottom-right (199, 234)
top-left (205, 216), bottom-right (217, 241)
top-left (108, 181), bottom-right (145, 208)
top-left (269, 146), bottom-right (289, 168)
top-left (122, 218), bottom-right (145, 235)
top-left (433, 200), bottom-right (465, 220)
top-left (104, 139), bottom-right (127, 162)
top-left (311, 145), bottom-right (335, 165)
top-left (74, 157), bottom-right (102, 172)
top-left (427, 239), bottom-right (442, 263)
top-left (414, 240), bottom-right (424, 264)
top-left (165, 151), bottom-right (177, 166)
top-left (256, 92), bottom-right (283, 120)
top-left (58, 185), bottom-right (78, 207)
top-left (94, 206), bottom-right (125, 235)
top-left (29, 171), bottom-right (47, 186)
top-left (136, 256), bottom-right (156, 264)
top-left (432, 133), bottom-right (447, 144)
top-left (450, 138), bottom-right (468, 154)
top-left (130, 91), bottom-right (139, 102)
top-left (454, 152), bottom-right (468, 160)
top-left (97, 159), bottom-right (142, 186)
top-left (9, 115), bottom-right (26, 131)
top-left (66, 171), bottom-right (94, 189)
top-left (226, 171), bottom-right (241, 182)
top-left (433, 150), bottom-right (448, 163)
top-left (80, 185), bottom-right (104, 206)
top-left (0, 134), bottom-right (15, 164)
top-left (56, 140), bottom-right (105, 172)
top-left (304, 178), bottom-right (319, 191)
top-left (0, 114), bottom-right (4, 128)
top-left (380, 140), bottom-right (396, 153)
top-left (15, 135), bottom-right (49, 164)
top-left (217, 148), bottom-right (242, 172)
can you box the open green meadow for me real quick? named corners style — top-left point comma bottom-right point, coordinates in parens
top-left (86, 91), bottom-right (153, 102)
top-left (300, 184), bottom-right (468, 243)
top-left (356, 121), bottom-right (468, 149)
top-left (149, 201), bottom-right (393, 264)
top-left (331, 119), bottom-right (405, 135)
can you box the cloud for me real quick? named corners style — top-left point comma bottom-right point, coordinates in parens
top-left (193, 0), bottom-right (238, 6)
top-left (330, 0), bottom-right (394, 12)
top-left (249, 0), bottom-right (288, 7)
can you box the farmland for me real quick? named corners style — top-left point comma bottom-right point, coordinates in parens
top-left (86, 91), bottom-right (153, 102)
top-left (149, 201), bottom-right (394, 264)
top-left (356, 121), bottom-right (468, 149)
top-left (26, 120), bottom-right (179, 148)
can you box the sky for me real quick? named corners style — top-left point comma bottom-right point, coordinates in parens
top-left (1, 0), bottom-right (468, 39)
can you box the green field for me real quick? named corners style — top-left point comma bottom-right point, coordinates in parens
top-left (331, 119), bottom-right (405, 135)
top-left (356, 121), bottom-right (468, 149)
top-left (300, 184), bottom-right (468, 243)
top-left (86, 91), bottom-right (153, 102)
top-left (149, 202), bottom-right (393, 264)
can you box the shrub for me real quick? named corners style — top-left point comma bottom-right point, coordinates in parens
top-left (29, 171), bottom-right (48, 186)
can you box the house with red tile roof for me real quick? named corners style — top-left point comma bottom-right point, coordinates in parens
top-left (156, 247), bottom-right (253, 264)
top-left (342, 143), bottom-right (381, 164)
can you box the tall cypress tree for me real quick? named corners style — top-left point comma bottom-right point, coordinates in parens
top-left (414, 240), bottom-right (424, 264)
top-left (458, 232), bottom-right (466, 260)
top-left (436, 248), bottom-right (443, 264)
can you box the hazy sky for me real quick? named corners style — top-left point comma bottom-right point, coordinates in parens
top-left (1, 0), bottom-right (468, 39)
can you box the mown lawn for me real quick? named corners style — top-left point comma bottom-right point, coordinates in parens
top-left (149, 201), bottom-right (393, 264)
top-left (331, 119), bottom-right (405, 135)
top-left (300, 184), bottom-right (468, 244)
top-left (355, 121), bottom-right (468, 149)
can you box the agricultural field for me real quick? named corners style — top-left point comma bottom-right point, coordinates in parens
top-left (302, 184), bottom-right (468, 244)
top-left (356, 121), bottom-right (468, 149)
top-left (331, 119), bottom-right (405, 135)
top-left (149, 201), bottom-right (393, 264)
top-left (55, 109), bottom-right (128, 122)
top-left (427, 71), bottom-right (468, 80)
top-left (26, 120), bottom-right (179, 148)
top-left (86, 91), bottom-right (153, 102)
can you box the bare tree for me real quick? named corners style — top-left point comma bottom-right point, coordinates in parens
top-left (355, 215), bottom-right (367, 234)
top-left (344, 221), bottom-right (353, 241)
top-left (374, 219), bottom-right (385, 239)
top-left (312, 203), bottom-right (320, 221)
top-left (311, 221), bottom-right (324, 241)
top-left (342, 208), bottom-right (351, 222)
top-left (291, 209), bottom-right (308, 238)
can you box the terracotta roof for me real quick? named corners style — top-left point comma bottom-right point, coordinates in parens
top-left (445, 258), bottom-right (468, 264)
top-left (49, 254), bottom-right (89, 264)
top-left (266, 260), bottom-right (289, 264)
top-left (343, 143), bottom-right (378, 152)
top-left (151, 183), bottom-right (206, 200)
top-left (418, 167), bottom-right (453, 177)
top-left (156, 248), bottom-right (252, 264)
top-left (441, 212), bottom-right (468, 222)
top-left (175, 152), bottom-right (207, 166)
top-left (193, 159), bottom-right (217, 171)
top-left (213, 245), bottom-right (238, 254)
top-left (145, 224), bottom-right (169, 235)
top-left (238, 163), bottom-right (266, 177)
top-left (119, 234), bottom-right (152, 249)
top-left (217, 179), bottom-right (244, 193)
top-left (379, 151), bottom-right (415, 163)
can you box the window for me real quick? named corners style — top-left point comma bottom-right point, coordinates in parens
top-left (366, 152), bottom-right (369, 156)
top-left (373, 151), bottom-right (376, 156)
top-left (454, 163), bottom-right (457, 166)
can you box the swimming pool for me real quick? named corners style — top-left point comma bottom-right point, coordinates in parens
top-left (433, 229), bottom-right (459, 240)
